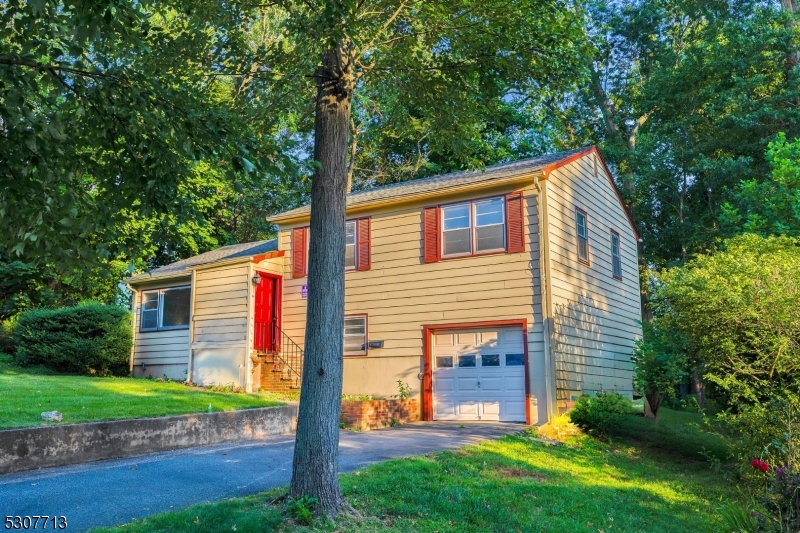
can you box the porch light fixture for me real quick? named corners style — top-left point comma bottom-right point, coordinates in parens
top-left (251, 274), bottom-right (262, 285)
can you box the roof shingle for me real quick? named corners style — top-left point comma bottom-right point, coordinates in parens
top-left (270, 147), bottom-right (589, 221)
top-left (127, 239), bottom-right (277, 283)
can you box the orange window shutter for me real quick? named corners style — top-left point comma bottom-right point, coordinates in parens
top-left (356, 217), bottom-right (371, 271)
top-left (422, 206), bottom-right (440, 263)
top-left (506, 192), bottom-right (525, 253)
top-left (292, 227), bottom-right (307, 278)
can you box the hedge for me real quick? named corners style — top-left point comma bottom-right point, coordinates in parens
top-left (13, 303), bottom-right (132, 376)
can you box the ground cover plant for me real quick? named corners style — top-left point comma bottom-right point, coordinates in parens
top-left (93, 408), bottom-right (736, 533)
top-left (0, 354), bottom-right (284, 429)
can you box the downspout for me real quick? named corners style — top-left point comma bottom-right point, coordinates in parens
top-left (245, 262), bottom-right (255, 393)
top-left (127, 284), bottom-right (138, 375)
top-left (535, 176), bottom-right (558, 421)
top-left (186, 269), bottom-right (197, 384)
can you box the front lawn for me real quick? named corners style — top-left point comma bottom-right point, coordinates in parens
top-left (0, 354), bottom-right (285, 429)
top-left (95, 409), bottom-right (737, 533)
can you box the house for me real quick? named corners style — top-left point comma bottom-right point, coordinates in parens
top-left (126, 146), bottom-right (642, 425)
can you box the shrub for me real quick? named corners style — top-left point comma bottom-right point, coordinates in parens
top-left (0, 319), bottom-right (15, 355)
top-left (13, 303), bottom-right (132, 376)
top-left (632, 322), bottom-right (688, 418)
top-left (569, 392), bottom-right (635, 437)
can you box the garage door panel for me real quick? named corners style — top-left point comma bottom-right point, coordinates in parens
top-left (457, 377), bottom-right (479, 391)
top-left (481, 401), bottom-right (501, 418)
top-left (433, 376), bottom-right (455, 392)
top-left (457, 401), bottom-right (479, 416)
top-left (481, 377), bottom-right (504, 391)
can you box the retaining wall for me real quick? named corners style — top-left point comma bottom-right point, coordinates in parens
top-left (0, 404), bottom-right (298, 475)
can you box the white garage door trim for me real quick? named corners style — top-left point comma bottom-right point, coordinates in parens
top-left (425, 322), bottom-right (529, 423)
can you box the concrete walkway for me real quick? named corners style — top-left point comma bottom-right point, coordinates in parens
top-left (0, 422), bottom-right (517, 532)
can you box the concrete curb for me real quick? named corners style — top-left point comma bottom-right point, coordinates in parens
top-left (0, 404), bottom-right (298, 475)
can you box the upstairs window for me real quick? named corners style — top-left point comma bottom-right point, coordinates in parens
top-left (343, 315), bottom-right (367, 355)
top-left (140, 286), bottom-right (191, 332)
top-left (292, 218), bottom-right (371, 278)
top-left (345, 220), bottom-right (357, 269)
top-left (441, 197), bottom-right (506, 257)
top-left (575, 208), bottom-right (590, 264)
top-left (611, 231), bottom-right (622, 280)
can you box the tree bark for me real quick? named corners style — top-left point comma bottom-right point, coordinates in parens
top-left (644, 392), bottom-right (662, 419)
top-left (289, 40), bottom-right (356, 517)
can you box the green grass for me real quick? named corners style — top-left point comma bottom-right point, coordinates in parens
top-left (0, 354), bottom-right (285, 429)
top-left (610, 408), bottom-right (732, 461)
top-left (93, 409), bottom-right (738, 533)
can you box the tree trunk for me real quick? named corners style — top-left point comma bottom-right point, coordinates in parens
top-left (644, 392), bottom-right (662, 419)
top-left (289, 40), bottom-right (356, 517)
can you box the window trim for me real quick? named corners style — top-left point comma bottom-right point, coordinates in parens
top-left (610, 230), bottom-right (622, 280)
top-left (440, 195), bottom-right (507, 259)
top-left (575, 206), bottom-right (590, 266)
top-left (343, 313), bottom-right (368, 357)
top-left (139, 285), bottom-right (191, 332)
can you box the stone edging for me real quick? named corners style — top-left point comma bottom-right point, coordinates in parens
top-left (0, 404), bottom-right (298, 475)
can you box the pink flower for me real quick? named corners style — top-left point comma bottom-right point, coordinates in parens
top-left (751, 459), bottom-right (770, 473)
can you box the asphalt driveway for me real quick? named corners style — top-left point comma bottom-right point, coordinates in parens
top-left (0, 422), bottom-right (517, 532)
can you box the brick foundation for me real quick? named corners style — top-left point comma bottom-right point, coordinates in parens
top-left (340, 399), bottom-right (419, 431)
top-left (257, 353), bottom-right (302, 394)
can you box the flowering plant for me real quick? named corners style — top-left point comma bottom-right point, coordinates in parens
top-left (752, 459), bottom-right (771, 473)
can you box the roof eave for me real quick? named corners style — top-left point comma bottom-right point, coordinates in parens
top-left (267, 171), bottom-right (541, 225)
top-left (126, 272), bottom-right (193, 285)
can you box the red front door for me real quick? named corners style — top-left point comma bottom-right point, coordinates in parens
top-left (254, 274), bottom-right (279, 351)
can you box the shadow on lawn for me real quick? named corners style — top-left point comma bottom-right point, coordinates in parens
top-left (338, 435), bottom-right (728, 533)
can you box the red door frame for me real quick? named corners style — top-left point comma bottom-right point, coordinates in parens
top-left (422, 318), bottom-right (531, 425)
top-left (254, 271), bottom-right (283, 351)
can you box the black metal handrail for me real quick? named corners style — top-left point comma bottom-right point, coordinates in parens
top-left (274, 324), bottom-right (304, 387)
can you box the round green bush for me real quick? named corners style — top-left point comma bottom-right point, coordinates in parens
top-left (569, 392), bottom-right (635, 437)
top-left (13, 303), bottom-right (132, 376)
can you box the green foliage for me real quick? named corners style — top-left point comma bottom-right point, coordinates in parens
top-left (539, 0), bottom-right (800, 268)
top-left (285, 495), bottom-right (317, 525)
top-left (717, 499), bottom-right (757, 533)
top-left (722, 133), bottom-right (800, 238)
top-left (632, 322), bottom-right (688, 417)
top-left (0, 320), bottom-right (14, 355)
top-left (394, 380), bottom-right (412, 400)
top-left (569, 392), bottom-right (635, 438)
top-left (13, 303), bottom-right (132, 376)
top-left (653, 234), bottom-right (800, 406)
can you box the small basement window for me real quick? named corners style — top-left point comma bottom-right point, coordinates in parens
top-left (140, 286), bottom-right (191, 332)
top-left (343, 315), bottom-right (367, 355)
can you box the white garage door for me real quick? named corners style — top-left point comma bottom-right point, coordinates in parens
top-left (433, 327), bottom-right (526, 422)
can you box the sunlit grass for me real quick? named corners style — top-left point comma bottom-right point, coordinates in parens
top-left (95, 416), bottom-right (735, 533)
top-left (0, 354), bottom-right (285, 429)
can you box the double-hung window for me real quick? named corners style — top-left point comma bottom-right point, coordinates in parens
top-left (441, 197), bottom-right (506, 257)
top-left (140, 286), bottom-right (191, 332)
top-left (343, 315), bottom-right (367, 355)
top-left (345, 220), bottom-right (357, 269)
top-left (575, 208), bottom-right (590, 264)
top-left (611, 231), bottom-right (622, 279)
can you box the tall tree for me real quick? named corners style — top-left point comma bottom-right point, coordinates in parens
top-left (246, 0), bottom-right (589, 515)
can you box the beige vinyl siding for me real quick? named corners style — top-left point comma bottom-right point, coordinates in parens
top-left (278, 182), bottom-right (550, 423)
top-left (131, 278), bottom-right (191, 381)
top-left (191, 263), bottom-right (250, 388)
top-left (544, 154), bottom-right (642, 410)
